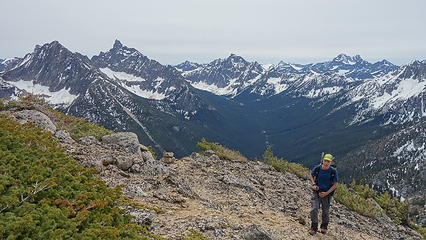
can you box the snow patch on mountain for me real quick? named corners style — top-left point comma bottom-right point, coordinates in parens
top-left (393, 140), bottom-right (413, 157)
top-left (290, 64), bottom-right (303, 71)
top-left (99, 68), bottom-right (147, 82)
top-left (304, 86), bottom-right (343, 98)
top-left (262, 64), bottom-right (274, 71)
top-left (370, 78), bottom-right (426, 110)
top-left (189, 79), bottom-right (238, 96)
top-left (9, 80), bottom-right (78, 106)
top-left (265, 77), bottom-right (289, 95)
top-left (99, 68), bottom-right (167, 100)
top-left (119, 83), bottom-right (167, 100)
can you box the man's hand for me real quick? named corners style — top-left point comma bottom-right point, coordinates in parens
top-left (318, 192), bottom-right (328, 198)
top-left (311, 185), bottom-right (319, 191)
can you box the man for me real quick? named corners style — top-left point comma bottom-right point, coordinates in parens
top-left (308, 153), bottom-right (339, 235)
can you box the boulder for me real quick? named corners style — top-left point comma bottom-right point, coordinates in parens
top-left (125, 207), bottom-right (157, 225)
top-left (101, 132), bottom-right (142, 157)
top-left (14, 110), bottom-right (56, 133)
top-left (54, 130), bottom-right (74, 143)
top-left (220, 173), bottom-right (252, 190)
top-left (204, 150), bottom-right (216, 156)
top-left (209, 154), bottom-right (220, 162)
top-left (241, 225), bottom-right (276, 240)
top-left (161, 152), bottom-right (176, 164)
top-left (78, 136), bottom-right (99, 145)
top-left (100, 154), bottom-right (116, 166)
top-left (115, 155), bottom-right (134, 171)
top-left (141, 151), bottom-right (156, 163)
top-left (133, 150), bottom-right (169, 174)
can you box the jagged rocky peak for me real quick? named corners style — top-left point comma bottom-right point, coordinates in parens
top-left (332, 53), bottom-right (365, 64)
top-left (209, 53), bottom-right (249, 68)
top-left (277, 60), bottom-right (287, 66)
top-left (91, 39), bottom-right (156, 71)
top-left (33, 41), bottom-right (72, 58)
top-left (113, 39), bottom-right (123, 49)
top-left (111, 39), bottom-right (138, 55)
top-left (22, 40), bottom-right (90, 68)
top-left (374, 59), bottom-right (394, 66)
top-left (31, 41), bottom-right (68, 59)
top-left (226, 53), bottom-right (258, 68)
top-left (353, 54), bottom-right (362, 60)
top-left (108, 39), bottom-right (140, 57)
top-left (175, 60), bottom-right (202, 71)
top-left (2, 40), bottom-right (91, 81)
top-left (224, 54), bottom-right (265, 73)
top-left (0, 40), bottom-right (103, 106)
top-left (275, 60), bottom-right (307, 72)
top-left (399, 60), bottom-right (426, 79)
top-left (227, 53), bottom-right (247, 63)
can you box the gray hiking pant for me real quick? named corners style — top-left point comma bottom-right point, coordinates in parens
top-left (310, 191), bottom-right (332, 230)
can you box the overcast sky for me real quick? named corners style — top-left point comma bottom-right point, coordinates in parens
top-left (1, 0), bottom-right (425, 65)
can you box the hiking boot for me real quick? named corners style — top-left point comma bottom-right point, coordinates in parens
top-left (308, 229), bottom-right (317, 235)
top-left (320, 228), bottom-right (327, 234)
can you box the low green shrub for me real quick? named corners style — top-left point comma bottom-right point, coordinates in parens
top-left (147, 146), bottom-right (158, 160)
top-left (348, 180), bottom-right (410, 225)
top-left (52, 110), bottom-right (114, 140)
top-left (0, 116), bottom-right (148, 239)
top-left (262, 146), bottom-right (309, 179)
top-left (197, 138), bottom-right (247, 162)
top-left (412, 224), bottom-right (426, 239)
top-left (374, 191), bottom-right (409, 225)
top-left (0, 98), bottom-right (24, 111)
top-left (334, 184), bottom-right (383, 218)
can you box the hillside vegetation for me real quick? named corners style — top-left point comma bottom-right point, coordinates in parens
top-left (0, 113), bottom-right (148, 239)
top-left (0, 95), bottom-right (113, 140)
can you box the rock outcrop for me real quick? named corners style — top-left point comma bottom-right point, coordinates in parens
top-left (13, 109), bottom-right (57, 133)
top-left (95, 151), bottom-right (422, 239)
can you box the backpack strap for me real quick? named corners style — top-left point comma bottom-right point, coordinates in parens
top-left (313, 164), bottom-right (321, 184)
top-left (329, 166), bottom-right (336, 182)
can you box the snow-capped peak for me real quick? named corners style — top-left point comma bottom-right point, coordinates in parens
top-left (225, 54), bottom-right (248, 66)
top-left (332, 53), bottom-right (359, 65)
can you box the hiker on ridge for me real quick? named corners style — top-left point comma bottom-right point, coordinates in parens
top-left (308, 153), bottom-right (339, 235)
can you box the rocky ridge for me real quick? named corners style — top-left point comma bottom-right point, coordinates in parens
top-left (2, 104), bottom-right (422, 240)
top-left (91, 40), bottom-right (206, 118)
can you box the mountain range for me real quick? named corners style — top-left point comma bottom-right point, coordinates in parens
top-left (0, 40), bottom-right (425, 224)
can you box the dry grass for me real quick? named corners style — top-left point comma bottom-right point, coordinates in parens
top-left (197, 138), bottom-right (247, 162)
